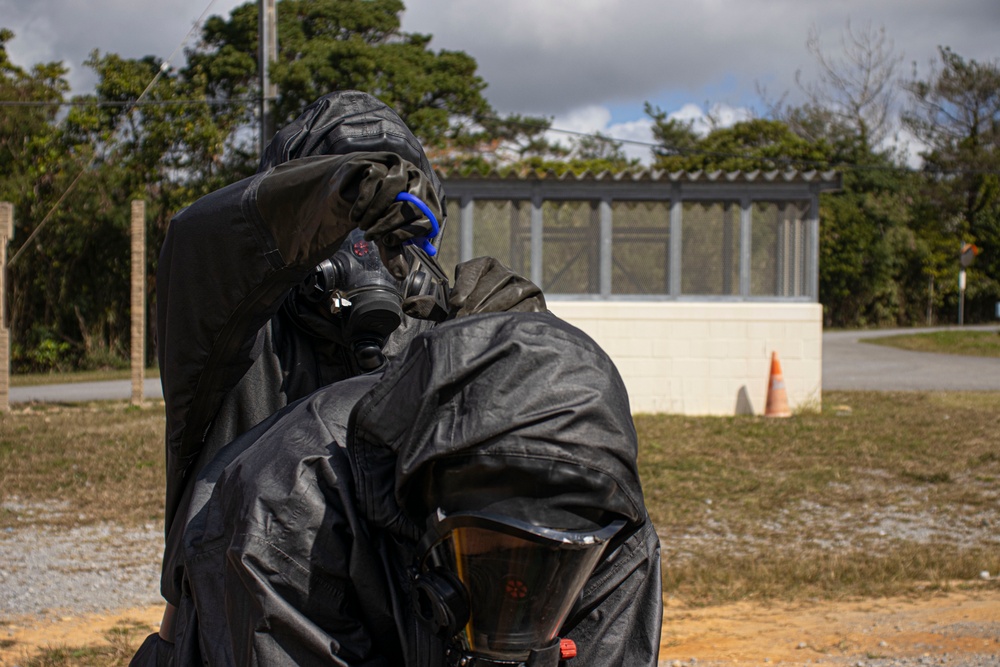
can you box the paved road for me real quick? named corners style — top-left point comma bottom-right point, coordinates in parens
top-left (822, 324), bottom-right (1000, 391)
top-left (9, 378), bottom-right (163, 404)
top-left (7, 326), bottom-right (1000, 403)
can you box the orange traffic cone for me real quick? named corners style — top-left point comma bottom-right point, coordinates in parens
top-left (764, 351), bottom-right (792, 418)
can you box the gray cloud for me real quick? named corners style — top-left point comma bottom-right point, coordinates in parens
top-left (1, 0), bottom-right (243, 91)
top-left (2, 0), bottom-right (997, 123)
top-left (402, 0), bottom-right (1000, 116)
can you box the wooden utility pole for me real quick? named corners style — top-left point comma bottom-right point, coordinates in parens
top-left (130, 200), bottom-right (145, 406)
top-left (259, 0), bottom-right (278, 156)
top-left (0, 202), bottom-right (12, 412)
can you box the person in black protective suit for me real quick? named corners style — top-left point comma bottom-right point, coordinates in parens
top-left (132, 90), bottom-right (661, 666)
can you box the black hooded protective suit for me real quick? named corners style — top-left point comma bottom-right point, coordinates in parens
top-left (151, 312), bottom-right (661, 666)
top-left (156, 91), bottom-right (453, 606)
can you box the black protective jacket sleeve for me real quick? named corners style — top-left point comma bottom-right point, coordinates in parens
top-left (564, 517), bottom-right (662, 665)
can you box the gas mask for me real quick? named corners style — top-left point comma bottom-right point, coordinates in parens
top-left (288, 225), bottom-right (449, 373)
top-left (291, 227), bottom-right (404, 371)
top-left (411, 509), bottom-right (624, 666)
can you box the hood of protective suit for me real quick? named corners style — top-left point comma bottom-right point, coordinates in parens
top-left (259, 90), bottom-right (446, 213)
top-left (348, 312), bottom-right (645, 541)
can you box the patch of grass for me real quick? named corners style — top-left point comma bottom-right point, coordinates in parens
top-left (22, 620), bottom-right (149, 667)
top-left (660, 543), bottom-right (1000, 606)
top-left (11, 368), bottom-right (160, 387)
top-left (3, 391), bottom-right (1000, 606)
top-left (0, 402), bottom-right (166, 529)
top-left (862, 330), bottom-right (1000, 357)
top-left (901, 470), bottom-right (952, 484)
top-left (638, 390), bottom-right (1000, 602)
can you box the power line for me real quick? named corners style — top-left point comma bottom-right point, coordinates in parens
top-left (4, 97), bottom-right (996, 182)
top-left (0, 97), bottom-right (256, 108)
top-left (8, 0), bottom-right (224, 267)
top-left (469, 112), bottom-right (1000, 177)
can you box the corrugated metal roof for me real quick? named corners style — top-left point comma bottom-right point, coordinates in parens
top-left (436, 167), bottom-right (842, 185)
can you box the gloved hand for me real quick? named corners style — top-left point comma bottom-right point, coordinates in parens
top-left (254, 151), bottom-right (443, 280)
top-left (447, 257), bottom-right (547, 318)
top-left (350, 157), bottom-right (443, 280)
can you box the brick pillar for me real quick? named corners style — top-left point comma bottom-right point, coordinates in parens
top-left (0, 202), bottom-right (12, 412)
top-left (130, 200), bottom-right (145, 406)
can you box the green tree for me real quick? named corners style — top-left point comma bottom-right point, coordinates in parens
top-left (0, 29), bottom-right (93, 370)
top-left (566, 131), bottom-right (640, 172)
top-left (189, 0), bottom-right (493, 157)
top-left (645, 102), bottom-right (701, 169)
top-left (0, 29), bottom-right (68, 182)
top-left (904, 47), bottom-right (1000, 322)
top-left (436, 113), bottom-right (568, 174)
top-left (817, 163), bottom-right (931, 327)
top-left (506, 128), bottom-right (640, 177)
top-left (0, 32), bottom-right (245, 370)
top-left (647, 116), bottom-right (831, 173)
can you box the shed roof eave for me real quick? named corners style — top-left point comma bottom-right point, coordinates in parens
top-left (437, 167), bottom-right (842, 192)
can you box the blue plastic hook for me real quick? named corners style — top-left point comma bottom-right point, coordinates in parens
top-left (395, 192), bottom-right (440, 256)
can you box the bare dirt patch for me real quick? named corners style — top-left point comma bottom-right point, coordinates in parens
top-left (2, 593), bottom-right (999, 666)
top-left (659, 588), bottom-right (1000, 665)
top-left (0, 607), bottom-right (160, 666)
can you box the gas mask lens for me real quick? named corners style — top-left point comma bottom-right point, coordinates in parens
top-left (413, 511), bottom-right (625, 662)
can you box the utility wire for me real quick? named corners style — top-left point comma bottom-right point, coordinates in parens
top-left (467, 112), bottom-right (1000, 177)
top-left (5, 96), bottom-right (996, 185)
top-left (0, 98), bottom-right (256, 108)
top-left (8, 0), bottom-right (222, 267)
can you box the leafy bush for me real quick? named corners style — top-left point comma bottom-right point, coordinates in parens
top-left (12, 337), bottom-right (76, 373)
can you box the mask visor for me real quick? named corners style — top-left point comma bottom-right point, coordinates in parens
top-left (420, 511), bottom-right (624, 661)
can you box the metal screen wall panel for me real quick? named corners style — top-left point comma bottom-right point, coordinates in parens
top-left (542, 200), bottom-right (600, 294)
top-left (611, 201), bottom-right (670, 295)
top-left (439, 169), bottom-right (839, 302)
top-left (750, 202), bottom-right (809, 297)
top-left (681, 201), bottom-right (740, 296)
top-left (436, 200), bottom-right (461, 281)
top-left (472, 200), bottom-right (531, 278)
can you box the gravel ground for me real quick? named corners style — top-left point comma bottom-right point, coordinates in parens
top-left (2, 501), bottom-right (998, 666)
top-left (661, 471), bottom-right (1000, 565)
top-left (658, 659), bottom-right (1000, 666)
top-left (0, 520), bottom-right (163, 619)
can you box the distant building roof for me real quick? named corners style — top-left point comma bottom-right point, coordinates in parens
top-left (437, 168), bottom-right (842, 199)
top-left (437, 167), bottom-right (840, 184)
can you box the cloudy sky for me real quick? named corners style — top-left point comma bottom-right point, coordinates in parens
top-left (3, 0), bottom-right (998, 162)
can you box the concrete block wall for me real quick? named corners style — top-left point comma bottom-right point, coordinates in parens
top-left (546, 301), bottom-right (823, 416)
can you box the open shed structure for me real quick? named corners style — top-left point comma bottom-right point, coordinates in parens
top-left (436, 169), bottom-right (842, 415)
